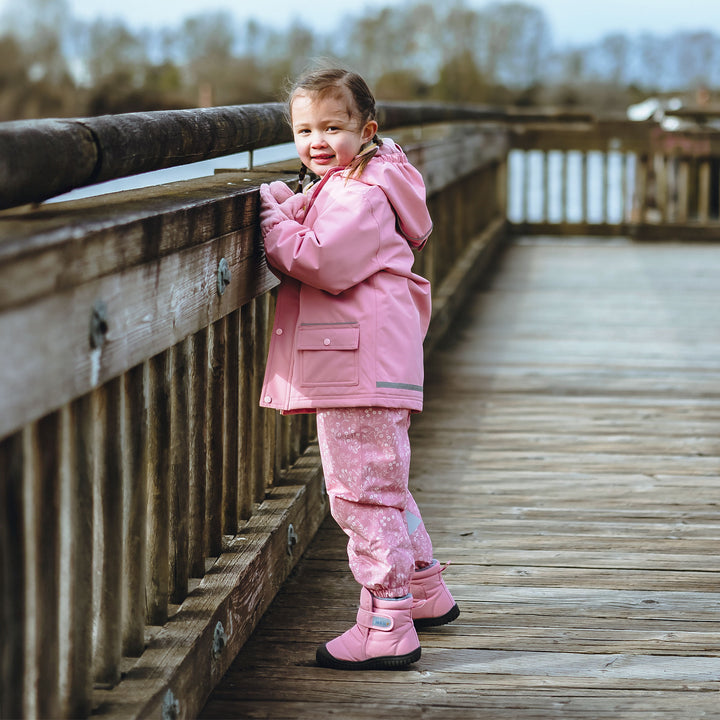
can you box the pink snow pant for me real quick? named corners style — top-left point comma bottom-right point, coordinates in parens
top-left (316, 407), bottom-right (433, 598)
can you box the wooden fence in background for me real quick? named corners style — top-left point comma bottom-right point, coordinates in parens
top-left (508, 115), bottom-right (720, 238)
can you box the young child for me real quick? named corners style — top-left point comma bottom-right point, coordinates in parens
top-left (258, 67), bottom-right (459, 671)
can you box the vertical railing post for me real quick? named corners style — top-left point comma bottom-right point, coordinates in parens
top-left (620, 152), bottom-right (629, 223)
top-left (122, 365), bottom-right (147, 656)
top-left (206, 319), bottom-right (226, 557)
top-left (170, 342), bottom-right (190, 603)
top-left (62, 396), bottom-right (94, 716)
top-left (93, 379), bottom-right (124, 686)
top-left (497, 156), bottom-right (508, 221)
top-left (0, 432), bottom-right (25, 720)
top-left (222, 311), bottom-right (240, 535)
top-left (602, 150), bottom-right (610, 223)
top-left (145, 353), bottom-right (171, 626)
top-left (541, 151), bottom-right (549, 222)
top-left (189, 330), bottom-right (208, 578)
top-left (560, 151), bottom-right (568, 224)
top-left (24, 414), bottom-right (61, 716)
top-left (238, 303), bottom-right (254, 520)
top-left (263, 293), bottom-right (277, 488)
top-left (580, 152), bottom-right (588, 223)
top-left (698, 160), bottom-right (711, 222)
top-left (521, 151), bottom-right (530, 222)
top-left (252, 296), bottom-right (268, 503)
top-left (633, 154), bottom-right (648, 222)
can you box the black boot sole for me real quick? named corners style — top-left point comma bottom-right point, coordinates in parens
top-left (316, 644), bottom-right (421, 670)
top-left (413, 603), bottom-right (460, 628)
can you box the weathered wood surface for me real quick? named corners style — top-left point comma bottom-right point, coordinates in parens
top-left (0, 173), bottom-right (280, 442)
top-left (0, 104), bottom-right (292, 209)
top-left (201, 237), bottom-right (720, 719)
top-left (1, 120), bottom-right (507, 718)
top-left (0, 102), bottom-right (508, 210)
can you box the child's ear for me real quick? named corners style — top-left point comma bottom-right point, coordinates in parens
top-left (362, 120), bottom-right (378, 143)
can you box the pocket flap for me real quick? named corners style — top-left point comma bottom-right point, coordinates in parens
top-left (297, 324), bottom-right (360, 351)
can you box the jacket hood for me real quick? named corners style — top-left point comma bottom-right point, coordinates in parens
top-left (354, 138), bottom-right (432, 250)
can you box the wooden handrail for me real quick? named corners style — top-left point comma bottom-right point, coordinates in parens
top-left (0, 101), bottom-right (508, 210)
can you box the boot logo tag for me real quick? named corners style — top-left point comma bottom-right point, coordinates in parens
top-left (371, 616), bottom-right (392, 629)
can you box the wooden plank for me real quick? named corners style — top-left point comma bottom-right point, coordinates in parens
top-left (122, 365), bottom-right (147, 656)
top-left (402, 125), bottom-right (507, 196)
top-left (0, 432), bottom-right (24, 720)
top-left (0, 173), bottom-right (285, 310)
top-left (93, 446), bottom-right (327, 719)
top-left (169, 342), bottom-right (190, 603)
top-left (698, 161), bottom-right (711, 221)
top-left (253, 296), bottom-right (268, 501)
top-left (205, 320), bottom-right (225, 557)
top-left (0, 224), bottom-right (278, 441)
top-left (201, 237), bottom-right (720, 720)
top-left (25, 414), bottom-right (62, 717)
top-left (238, 303), bottom-right (254, 521)
top-left (222, 310), bottom-right (240, 535)
top-left (145, 353), bottom-right (170, 626)
top-left (63, 397), bottom-right (94, 715)
top-left (93, 379), bottom-right (124, 686)
top-left (0, 105), bottom-right (294, 209)
top-left (188, 331), bottom-right (208, 578)
top-left (541, 151), bottom-right (549, 221)
top-left (424, 217), bottom-right (508, 358)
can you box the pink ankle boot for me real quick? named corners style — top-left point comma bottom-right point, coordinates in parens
top-left (410, 560), bottom-right (460, 628)
top-left (316, 588), bottom-right (421, 670)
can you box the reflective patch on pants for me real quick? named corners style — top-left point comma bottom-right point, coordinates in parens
top-left (405, 509), bottom-right (421, 535)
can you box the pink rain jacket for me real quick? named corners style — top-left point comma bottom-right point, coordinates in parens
top-left (260, 139), bottom-right (432, 413)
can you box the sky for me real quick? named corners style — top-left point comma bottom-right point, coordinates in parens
top-left (2, 0), bottom-right (719, 47)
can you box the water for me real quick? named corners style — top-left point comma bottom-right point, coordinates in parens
top-left (507, 149), bottom-right (637, 224)
top-left (48, 142), bottom-right (299, 203)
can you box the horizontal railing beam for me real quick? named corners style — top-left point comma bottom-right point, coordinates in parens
top-left (0, 102), bottom-right (512, 210)
top-left (0, 103), bottom-right (290, 210)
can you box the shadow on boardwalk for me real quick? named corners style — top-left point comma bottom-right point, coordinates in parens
top-left (201, 236), bottom-right (720, 720)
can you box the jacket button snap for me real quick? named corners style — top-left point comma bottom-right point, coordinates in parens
top-left (264, 395), bottom-right (272, 403)
top-left (276, 328), bottom-right (283, 335)
top-left (323, 338), bottom-right (331, 346)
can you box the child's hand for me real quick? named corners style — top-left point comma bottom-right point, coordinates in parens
top-left (259, 183), bottom-right (287, 237)
top-left (259, 184), bottom-right (306, 237)
top-left (278, 193), bottom-right (306, 222)
top-left (266, 181), bottom-right (305, 220)
top-left (266, 180), bottom-right (294, 203)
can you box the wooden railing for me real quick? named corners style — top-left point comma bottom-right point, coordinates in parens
top-left (508, 116), bottom-right (720, 239)
top-left (6, 101), bottom-right (718, 720)
top-left (0, 105), bottom-right (507, 719)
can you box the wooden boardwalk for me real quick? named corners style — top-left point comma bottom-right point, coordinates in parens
top-left (200, 237), bottom-right (720, 719)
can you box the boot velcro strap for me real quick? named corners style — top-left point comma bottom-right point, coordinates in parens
top-left (357, 608), bottom-right (394, 631)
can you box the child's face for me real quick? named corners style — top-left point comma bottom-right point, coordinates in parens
top-left (290, 90), bottom-right (377, 177)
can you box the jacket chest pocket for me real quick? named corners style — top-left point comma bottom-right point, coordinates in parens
top-left (297, 323), bottom-right (360, 387)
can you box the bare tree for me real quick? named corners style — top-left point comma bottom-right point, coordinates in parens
top-left (601, 33), bottom-right (630, 85)
top-left (676, 31), bottom-right (717, 88)
top-left (479, 2), bottom-right (551, 87)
